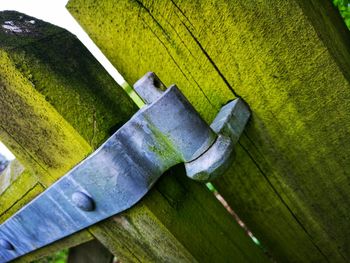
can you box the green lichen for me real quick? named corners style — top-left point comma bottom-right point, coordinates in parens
top-left (0, 170), bottom-right (38, 223)
top-left (0, 10), bottom-right (139, 262)
top-left (67, 0), bottom-right (350, 261)
top-left (8, 31), bottom-right (137, 149)
top-left (0, 10), bottom-right (139, 185)
top-left (146, 118), bottom-right (182, 164)
top-left (66, 0), bottom-right (234, 123)
top-left (0, 49), bottom-right (92, 185)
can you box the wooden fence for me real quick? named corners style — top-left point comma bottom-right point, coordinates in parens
top-left (0, 9), bottom-right (266, 263)
top-left (66, 0), bottom-right (350, 262)
top-left (1, 0), bottom-right (350, 261)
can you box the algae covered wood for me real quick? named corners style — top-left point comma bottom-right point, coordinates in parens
top-left (67, 0), bottom-right (350, 262)
top-left (0, 11), bottom-right (267, 262)
top-left (0, 11), bottom-right (132, 261)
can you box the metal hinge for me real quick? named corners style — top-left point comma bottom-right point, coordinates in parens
top-left (0, 72), bottom-right (250, 262)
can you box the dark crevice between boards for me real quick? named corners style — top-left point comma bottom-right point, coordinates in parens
top-left (135, 1), bottom-right (217, 109)
top-left (205, 182), bottom-right (273, 258)
top-left (139, 17), bottom-right (216, 110)
top-left (169, 0), bottom-right (196, 30)
top-left (237, 139), bottom-right (332, 262)
top-left (175, 7), bottom-right (240, 99)
top-left (0, 183), bottom-right (39, 221)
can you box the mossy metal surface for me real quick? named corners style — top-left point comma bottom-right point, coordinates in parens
top-left (67, 0), bottom-right (350, 262)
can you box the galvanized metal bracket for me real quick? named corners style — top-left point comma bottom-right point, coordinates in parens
top-left (134, 72), bottom-right (251, 182)
top-left (0, 72), bottom-right (250, 262)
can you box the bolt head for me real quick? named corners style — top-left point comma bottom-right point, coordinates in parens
top-left (72, 191), bottom-right (95, 211)
top-left (0, 239), bottom-right (14, 250)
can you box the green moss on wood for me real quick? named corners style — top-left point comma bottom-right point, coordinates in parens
top-left (67, 0), bottom-right (350, 262)
top-left (0, 6), bottom-right (269, 263)
top-left (0, 11), bottom-right (137, 182)
top-left (0, 49), bottom-right (91, 185)
top-left (0, 11), bottom-right (137, 149)
top-left (91, 202), bottom-right (197, 263)
top-left (0, 11), bottom-right (136, 261)
top-left (67, 0), bottom-right (235, 123)
top-left (0, 170), bottom-right (37, 222)
top-left (9, 33), bottom-right (137, 149)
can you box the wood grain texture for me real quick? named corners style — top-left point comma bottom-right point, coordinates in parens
top-left (67, 0), bottom-right (350, 262)
top-left (0, 11), bottom-right (267, 263)
top-left (0, 11), bottom-right (133, 261)
top-left (0, 170), bottom-right (38, 223)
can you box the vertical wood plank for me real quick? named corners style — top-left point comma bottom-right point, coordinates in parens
top-left (0, 10), bottom-right (132, 261)
top-left (67, 0), bottom-right (350, 262)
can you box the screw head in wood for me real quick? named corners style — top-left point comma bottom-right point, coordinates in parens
top-left (0, 239), bottom-right (14, 250)
top-left (72, 191), bottom-right (95, 211)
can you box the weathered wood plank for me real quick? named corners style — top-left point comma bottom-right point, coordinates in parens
top-left (0, 47), bottom-right (91, 186)
top-left (0, 11), bottom-right (133, 261)
top-left (0, 11), bottom-right (267, 262)
top-left (67, 0), bottom-right (350, 262)
top-left (0, 171), bottom-right (38, 223)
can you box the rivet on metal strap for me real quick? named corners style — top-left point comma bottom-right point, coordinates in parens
top-left (72, 191), bottom-right (95, 211)
top-left (0, 239), bottom-right (14, 251)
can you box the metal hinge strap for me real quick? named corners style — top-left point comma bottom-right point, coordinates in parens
top-left (0, 72), bottom-right (250, 262)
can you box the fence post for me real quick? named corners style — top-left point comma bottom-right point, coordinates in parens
top-left (67, 0), bottom-right (350, 262)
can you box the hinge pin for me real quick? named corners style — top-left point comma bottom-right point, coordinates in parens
top-left (72, 191), bottom-right (95, 211)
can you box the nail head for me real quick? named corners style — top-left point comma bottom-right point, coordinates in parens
top-left (72, 191), bottom-right (95, 211)
top-left (0, 239), bottom-right (14, 250)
